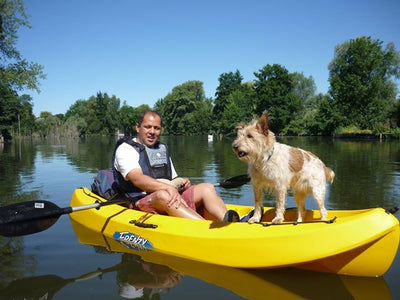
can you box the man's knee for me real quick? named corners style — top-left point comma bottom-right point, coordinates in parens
top-left (196, 182), bottom-right (215, 193)
top-left (151, 190), bottom-right (170, 207)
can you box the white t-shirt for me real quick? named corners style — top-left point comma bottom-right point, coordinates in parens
top-left (113, 138), bottom-right (178, 180)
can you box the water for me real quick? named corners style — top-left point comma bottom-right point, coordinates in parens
top-left (0, 136), bottom-right (399, 299)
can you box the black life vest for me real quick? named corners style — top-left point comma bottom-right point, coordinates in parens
top-left (112, 137), bottom-right (172, 199)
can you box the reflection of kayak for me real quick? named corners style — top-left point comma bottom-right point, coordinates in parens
top-left (70, 219), bottom-right (394, 300)
top-left (69, 187), bottom-right (400, 277)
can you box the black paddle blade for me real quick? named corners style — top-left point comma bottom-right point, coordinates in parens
top-left (217, 174), bottom-right (250, 188)
top-left (0, 200), bottom-right (64, 224)
top-left (0, 200), bottom-right (64, 237)
top-left (0, 200), bottom-right (71, 237)
top-left (0, 217), bottom-right (59, 237)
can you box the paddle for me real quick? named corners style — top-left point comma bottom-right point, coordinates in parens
top-left (0, 174), bottom-right (250, 237)
top-left (0, 198), bottom-right (128, 237)
top-left (215, 174), bottom-right (250, 188)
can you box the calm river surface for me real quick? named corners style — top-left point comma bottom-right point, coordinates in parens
top-left (0, 136), bottom-right (399, 299)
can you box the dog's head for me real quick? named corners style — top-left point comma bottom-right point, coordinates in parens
top-left (232, 112), bottom-right (275, 163)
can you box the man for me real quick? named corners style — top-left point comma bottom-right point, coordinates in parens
top-left (113, 110), bottom-right (239, 221)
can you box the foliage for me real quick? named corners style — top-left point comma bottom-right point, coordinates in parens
top-left (253, 64), bottom-right (300, 133)
top-left (213, 70), bottom-right (243, 121)
top-left (329, 36), bottom-right (400, 130)
top-left (35, 111), bottom-right (60, 137)
top-left (0, 0), bottom-right (45, 92)
top-left (334, 125), bottom-right (369, 135)
top-left (156, 81), bottom-right (212, 135)
top-left (118, 102), bottom-right (137, 136)
top-left (63, 92), bottom-right (121, 136)
top-left (0, 82), bottom-right (34, 138)
top-left (0, 0), bottom-right (44, 139)
top-left (219, 87), bottom-right (255, 135)
top-left (16, 93), bottom-right (35, 135)
top-left (306, 94), bottom-right (343, 135)
top-left (0, 82), bottom-right (18, 138)
top-left (214, 75), bottom-right (256, 135)
top-left (282, 73), bottom-right (319, 135)
top-left (62, 115), bottom-right (87, 138)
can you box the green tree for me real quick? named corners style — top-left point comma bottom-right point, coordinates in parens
top-left (62, 115), bottom-right (87, 137)
top-left (80, 92), bottom-right (120, 135)
top-left (17, 93), bottom-right (35, 135)
top-left (0, 81), bottom-right (18, 138)
top-left (96, 92), bottom-right (120, 134)
top-left (218, 83), bottom-right (256, 135)
top-left (305, 94), bottom-right (342, 135)
top-left (0, 0), bottom-right (45, 139)
top-left (159, 81), bottom-right (211, 135)
top-left (180, 98), bottom-right (213, 135)
top-left (219, 100), bottom-right (245, 135)
top-left (118, 102), bottom-right (136, 136)
top-left (390, 97), bottom-right (400, 127)
top-left (65, 100), bottom-right (88, 120)
top-left (213, 70), bottom-right (256, 134)
top-left (292, 72), bottom-right (317, 111)
top-left (253, 64), bottom-right (298, 133)
top-left (329, 36), bottom-right (400, 130)
top-left (63, 99), bottom-right (89, 136)
top-left (0, 84), bottom-right (35, 137)
top-left (35, 111), bottom-right (60, 137)
top-left (283, 72), bottom-right (318, 135)
top-left (213, 70), bottom-right (243, 121)
top-left (0, 0), bottom-right (45, 92)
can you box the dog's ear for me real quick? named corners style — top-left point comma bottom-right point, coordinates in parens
top-left (256, 113), bottom-right (269, 136)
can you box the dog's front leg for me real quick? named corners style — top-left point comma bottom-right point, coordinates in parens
top-left (248, 185), bottom-right (263, 223)
top-left (272, 189), bottom-right (286, 224)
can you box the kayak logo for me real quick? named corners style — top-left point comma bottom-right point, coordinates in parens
top-left (113, 231), bottom-right (153, 251)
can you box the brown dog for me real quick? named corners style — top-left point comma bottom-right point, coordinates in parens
top-left (232, 112), bottom-right (335, 224)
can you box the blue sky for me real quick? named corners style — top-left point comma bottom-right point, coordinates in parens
top-left (17, 0), bottom-right (400, 116)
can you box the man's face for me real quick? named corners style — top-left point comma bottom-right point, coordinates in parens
top-left (136, 113), bottom-right (162, 147)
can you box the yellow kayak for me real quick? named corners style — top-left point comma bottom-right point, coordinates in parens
top-left (69, 187), bottom-right (400, 277)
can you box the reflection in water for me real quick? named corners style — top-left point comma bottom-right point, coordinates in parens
top-left (0, 244), bottom-right (393, 300)
top-left (0, 252), bottom-right (182, 300)
top-left (116, 253), bottom-right (183, 299)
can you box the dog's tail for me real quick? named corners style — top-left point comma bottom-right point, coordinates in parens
top-left (325, 167), bottom-right (335, 184)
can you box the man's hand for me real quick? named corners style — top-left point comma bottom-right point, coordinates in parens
top-left (164, 186), bottom-right (189, 209)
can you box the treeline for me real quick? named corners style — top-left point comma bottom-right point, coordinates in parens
top-left (3, 37), bottom-right (400, 139)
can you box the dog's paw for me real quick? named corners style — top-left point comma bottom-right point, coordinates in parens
top-left (272, 216), bottom-right (284, 224)
top-left (320, 210), bottom-right (328, 221)
top-left (248, 215), bottom-right (261, 224)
